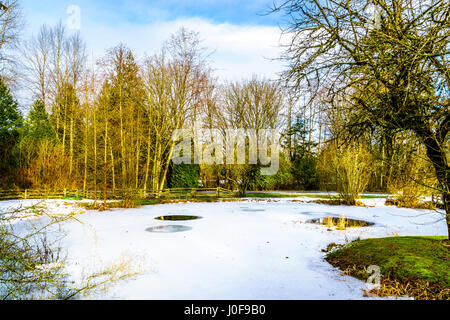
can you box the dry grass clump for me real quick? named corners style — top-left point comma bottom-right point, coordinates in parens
top-left (363, 278), bottom-right (450, 300)
top-left (80, 200), bottom-right (140, 211)
top-left (340, 265), bottom-right (450, 299)
top-left (311, 199), bottom-right (366, 206)
top-left (385, 197), bottom-right (437, 210)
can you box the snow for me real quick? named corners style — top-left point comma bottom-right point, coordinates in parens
top-left (0, 198), bottom-right (446, 300)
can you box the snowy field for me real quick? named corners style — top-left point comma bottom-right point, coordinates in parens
top-left (0, 197), bottom-right (446, 300)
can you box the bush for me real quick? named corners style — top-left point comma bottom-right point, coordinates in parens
top-left (318, 142), bottom-right (372, 204)
top-left (263, 152), bottom-right (294, 190)
top-left (386, 144), bottom-right (437, 207)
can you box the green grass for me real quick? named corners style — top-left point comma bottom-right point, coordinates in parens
top-left (360, 195), bottom-right (387, 199)
top-left (326, 236), bottom-right (450, 288)
top-left (244, 192), bottom-right (333, 199)
top-left (244, 192), bottom-right (386, 199)
top-left (61, 196), bottom-right (83, 200)
top-left (134, 196), bottom-right (235, 206)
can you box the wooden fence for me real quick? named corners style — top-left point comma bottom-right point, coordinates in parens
top-left (0, 187), bottom-right (236, 201)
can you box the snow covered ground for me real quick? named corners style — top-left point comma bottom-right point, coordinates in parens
top-left (0, 197), bottom-right (446, 300)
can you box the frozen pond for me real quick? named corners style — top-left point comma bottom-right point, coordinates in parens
top-left (0, 198), bottom-right (446, 299)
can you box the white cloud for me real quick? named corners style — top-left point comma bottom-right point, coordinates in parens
top-left (79, 17), bottom-right (285, 81)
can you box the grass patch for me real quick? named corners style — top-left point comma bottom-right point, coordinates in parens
top-left (360, 195), bottom-right (388, 199)
top-left (244, 192), bottom-right (334, 199)
top-left (326, 236), bottom-right (450, 299)
top-left (61, 196), bottom-right (83, 200)
top-left (244, 192), bottom-right (386, 200)
top-left (137, 197), bottom-right (242, 205)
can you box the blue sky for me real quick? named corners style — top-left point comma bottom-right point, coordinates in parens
top-left (20, 0), bottom-right (286, 81)
top-left (22, 0), bottom-right (282, 26)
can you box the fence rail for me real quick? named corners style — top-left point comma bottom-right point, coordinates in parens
top-left (0, 187), bottom-right (236, 201)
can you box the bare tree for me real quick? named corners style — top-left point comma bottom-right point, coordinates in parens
top-left (21, 25), bottom-right (51, 107)
top-left (0, 0), bottom-right (23, 81)
top-left (142, 28), bottom-right (212, 192)
top-left (275, 0), bottom-right (450, 238)
top-left (218, 77), bottom-right (284, 195)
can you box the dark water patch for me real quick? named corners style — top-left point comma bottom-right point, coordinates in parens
top-left (155, 215), bottom-right (202, 221)
top-left (146, 225), bottom-right (193, 233)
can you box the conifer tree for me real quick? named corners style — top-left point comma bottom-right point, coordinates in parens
top-left (0, 79), bottom-right (22, 184)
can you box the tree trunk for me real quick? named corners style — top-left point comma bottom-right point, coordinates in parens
top-left (144, 128), bottom-right (152, 192)
top-left (109, 137), bottom-right (116, 193)
top-left (443, 192), bottom-right (450, 241)
top-left (83, 114), bottom-right (88, 194)
top-left (69, 117), bottom-right (74, 176)
top-left (119, 87), bottom-right (126, 189)
top-left (104, 120), bottom-right (108, 209)
top-left (416, 129), bottom-right (449, 240)
top-left (93, 107), bottom-right (97, 207)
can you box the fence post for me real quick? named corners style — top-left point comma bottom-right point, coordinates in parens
top-left (217, 187), bottom-right (220, 198)
top-left (24, 189), bottom-right (28, 200)
top-left (63, 188), bottom-right (67, 198)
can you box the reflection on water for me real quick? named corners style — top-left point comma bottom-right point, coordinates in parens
top-left (307, 216), bottom-right (374, 229)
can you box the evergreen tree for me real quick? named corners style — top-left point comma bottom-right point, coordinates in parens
top-left (26, 100), bottom-right (56, 141)
top-left (0, 79), bottom-right (22, 183)
top-left (168, 163), bottom-right (200, 189)
top-left (282, 115), bottom-right (319, 190)
top-left (0, 79), bottom-right (22, 138)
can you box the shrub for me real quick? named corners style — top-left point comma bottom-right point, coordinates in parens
top-left (318, 142), bottom-right (372, 204)
top-left (263, 152), bottom-right (294, 190)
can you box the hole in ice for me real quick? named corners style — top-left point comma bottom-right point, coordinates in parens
top-left (307, 216), bottom-right (374, 229)
top-left (155, 215), bottom-right (202, 221)
top-left (146, 225), bottom-right (193, 233)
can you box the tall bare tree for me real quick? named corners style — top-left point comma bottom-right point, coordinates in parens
top-left (22, 25), bottom-right (51, 107)
top-left (0, 0), bottom-right (23, 81)
top-left (275, 0), bottom-right (450, 238)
